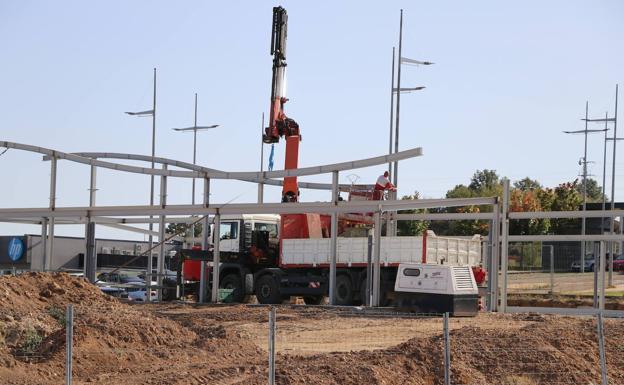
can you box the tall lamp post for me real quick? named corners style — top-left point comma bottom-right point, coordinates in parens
top-left (392, 9), bottom-right (433, 215)
top-left (583, 113), bottom-right (614, 284)
top-left (172, 93), bottom-right (219, 246)
top-left (125, 68), bottom-right (157, 301)
top-left (564, 101), bottom-right (606, 273)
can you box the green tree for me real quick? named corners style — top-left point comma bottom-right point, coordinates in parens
top-left (550, 181), bottom-right (583, 235)
top-left (469, 169), bottom-right (500, 193)
top-left (513, 177), bottom-right (542, 191)
top-left (396, 192), bottom-right (429, 236)
top-left (575, 178), bottom-right (605, 202)
top-left (166, 222), bottom-right (203, 238)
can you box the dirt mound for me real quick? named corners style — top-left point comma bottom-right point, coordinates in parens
top-left (249, 315), bottom-right (622, 385)
top-left (0, 273), bottom-right (257, 385)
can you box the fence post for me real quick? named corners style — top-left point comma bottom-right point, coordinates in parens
top-left (268, 307), bottom-right (276, 385)
top-left (65, 304), bottom-right (74, 385)
top-left (597, 312), bottom-right (608, 385)
top-left (443, 312), bottom-right (450, 385)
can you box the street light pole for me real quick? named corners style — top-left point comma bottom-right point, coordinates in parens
top-left (582, 102), bottom-right (589, 273)
top-left (191, 93), bottom-right (198, 245)
top-left (564, 102), bottom-right (608, 273)
top-left (172, 96), bottom-right (220, 247)
top-left (125, 68), bottom-right (158, 300)
top-left (388, 46), bottom-right (396, 181)
top-left (609, 84), bottom-right (619, 268)
top-left (392, 10), bottom-right (403, 189)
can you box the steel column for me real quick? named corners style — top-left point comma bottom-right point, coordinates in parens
top-left (199, 177), bottom-right (210, 303)
top-left (211, 212), bottom-right (221, 303)
top-left (597, 312), bottom-right (608, 385)
top-left (599, 241), bottom-right (606, 311)
top-left (45, 157), bottom-right (57, 271)
top-left (65, 304), bottom-right (73, 385)
top-left (500, 179), bottom-right (510, 312)
top-left (372, 208), bottom-right (382, 307)
top-left (609, 84), bottom-right (619, 287)
top-left (491, 203), bottom-right (500, 311)
top-left (157, 164), bottom-right (167, 301)
top-left (329, 171), bottom-right (339, 305)
top-left (40, 217), bottom-right (48, 271)
top-left (85, 165), bottom-right (97, 282)
top-left (268, 306), bottom-right (276, 385)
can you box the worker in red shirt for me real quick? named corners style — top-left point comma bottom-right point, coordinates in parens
top-left (374, 171), bottom-right (396, 200)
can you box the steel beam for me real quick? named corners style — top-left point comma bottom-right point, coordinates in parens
top-left (372, 208), bottom-right (382, 307)
top-left (500, 179), bottom-right (510, 312)
top-left (395, 212), bottom-right (494, 221)
top-left (199, 177), bottom-right (210, 304)
top-left (329, 171), bottom-right (339, 305)
top-left (157, 164), bottom-right (167, 301)
top-left (211, 213), bottom-right (221, 303)
top-left (44, 157), bottom-right (57, 271)
top-left (509, 210), bottom-right (623, 220)
top-left (509, 234), bottom-right (624, 242)
top-left (17, 140), bottom-right (422, 180)
top-left (0, 197), bottom-right (499, 219)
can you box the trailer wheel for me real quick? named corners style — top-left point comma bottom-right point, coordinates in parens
top-left (220, 274), bottom-right (247, 303)
top-left (255, 274), bottom-right (282, 304)
top-left (335, 275), bottom-right (354, 306)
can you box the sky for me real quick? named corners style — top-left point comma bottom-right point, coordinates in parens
top-left (0, 0), bottom-right (623, 240)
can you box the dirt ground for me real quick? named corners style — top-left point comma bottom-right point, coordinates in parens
top-left (1, 273), bottom-right (623, 385)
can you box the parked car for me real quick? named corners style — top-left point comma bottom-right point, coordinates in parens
top-left (127, 288), bottom-right (158, 302)
top-left (138, 269), bottom-right (177, 282)
top-left (98, 285), bottom-right (128, 298)
top-left (97, 272), bottom-right (146, 287)
top-left (571, 255), bottom-right (596, 272)
top-left (612, 254), bottom-right (624, 271)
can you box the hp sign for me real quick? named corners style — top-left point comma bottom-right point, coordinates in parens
top-left (8, 238), bottom-right (24, 262)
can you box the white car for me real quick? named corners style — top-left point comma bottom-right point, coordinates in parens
top-left (127, 288), bottom-right (158, 302)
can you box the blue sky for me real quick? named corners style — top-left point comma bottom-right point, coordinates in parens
top-left (0, 1), bottom-right (622, 239)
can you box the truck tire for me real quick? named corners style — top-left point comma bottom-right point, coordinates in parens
top-left (303, 296), bottom-right (324, 305)
top-left (335, 275), bottom-right (354, 306)
top-left (220, 274), bottom-right (246, 303)
top-left (255, 274), bottom-right (282, 304)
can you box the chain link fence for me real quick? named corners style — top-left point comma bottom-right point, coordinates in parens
top-left (5, 303), bottom-right (623, 385)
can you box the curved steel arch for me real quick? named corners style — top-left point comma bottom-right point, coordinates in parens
top-left (2, 140), bottom-right (422, 181)
top-left (69, 152), bottom-right (354, 191)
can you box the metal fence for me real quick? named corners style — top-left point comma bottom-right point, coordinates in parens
top-left (265, 307), bottom-right (617, 385)
top-left (6, 304), bottom-right (622, 385)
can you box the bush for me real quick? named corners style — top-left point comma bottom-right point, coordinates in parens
top-left (47, 305), bottom-right (66, 327)
top-left (20, 328), bottom-right (42, 355)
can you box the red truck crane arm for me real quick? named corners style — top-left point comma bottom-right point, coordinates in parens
top-left (262, 6), bottom-right (301, 203)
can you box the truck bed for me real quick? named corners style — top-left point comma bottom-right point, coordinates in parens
top-left (280, 231), bottom-right (482, 268)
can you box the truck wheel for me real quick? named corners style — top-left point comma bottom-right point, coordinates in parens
top-left (359, 277), bottom-right (369, 306)
top-left (255, 274), bottom-right (282, 304)
top-left (220, 274), bottom-right (246, 303)
top-left (335, 275), bottom-right (354, 306)
top-left (303, 296), bottom-right (324, 305)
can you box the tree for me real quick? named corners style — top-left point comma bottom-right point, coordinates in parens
top-left (396, 192), bottom-right (429, 236)
top-left (509, 189), bottom-right (550, 235)
top-left (513, 177), bottom-right (542, 191)
top-left (469, 169), bottom-right (500, 193)
top-left (549, 181), bottom-right (583, 235)
top-left (166, 222), bottom-right (203, 238)
top-left (574, 178), bottom-right (605, 203)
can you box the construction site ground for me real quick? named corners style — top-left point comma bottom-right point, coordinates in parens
top-left (1, 272), bottom-right (623, 385)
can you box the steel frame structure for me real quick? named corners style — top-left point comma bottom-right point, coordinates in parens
top-left (2, 140), bottom-right (624, 315)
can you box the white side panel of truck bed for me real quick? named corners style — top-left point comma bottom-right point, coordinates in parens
top-left (425, 234), bottom-right (482, 266)
top-left (281, 234), bottom-right (481, 267)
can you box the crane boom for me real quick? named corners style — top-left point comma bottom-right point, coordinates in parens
top-left (263, 6), bottom-right (300, 203)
